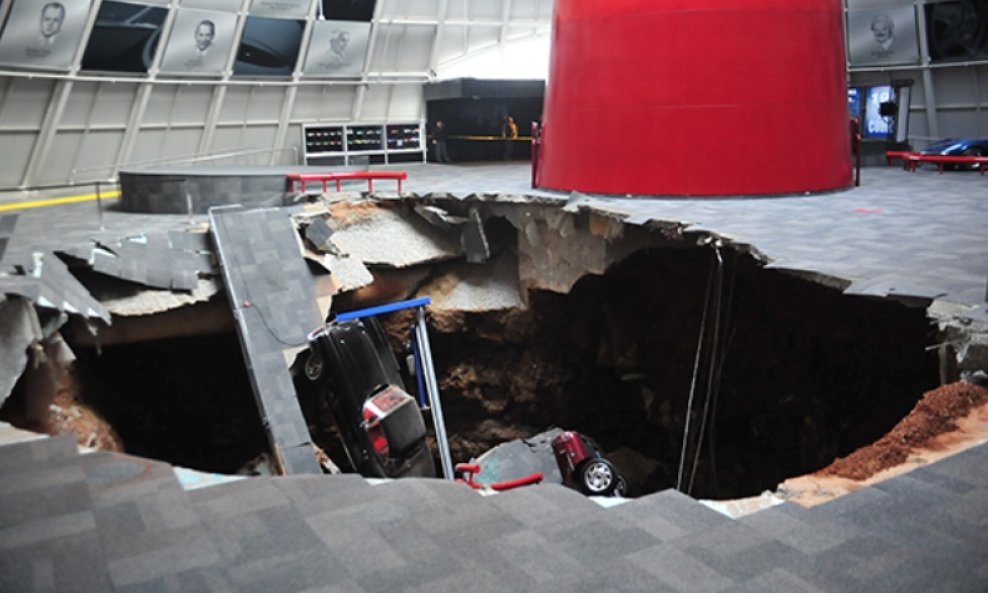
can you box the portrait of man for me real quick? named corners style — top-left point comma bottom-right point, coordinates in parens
top-left (40, 2), bottom-right (66, 43)
top-left (195, 19), bottom-right (215, 54)
top-left (870, 13), bottom-right (894, 54)
top-left (329, 29), bottom-right (349, 62)
top-left (302, 20), bottom-right (369, 77)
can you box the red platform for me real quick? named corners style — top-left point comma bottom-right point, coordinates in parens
top-left (536, 0), bottom-right (852, 196)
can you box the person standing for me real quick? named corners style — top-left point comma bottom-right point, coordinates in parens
top-left (502, 115), bottom-right (519, 160)
top-left (432, 120), bottom-right (452, 163)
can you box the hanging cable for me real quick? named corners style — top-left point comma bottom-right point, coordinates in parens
top-left (705, 252), bottom-right (739, 495)
top-left (676, 252), bottom-right (716, 493)
top-left (688, 246), bottom-right (724, 495)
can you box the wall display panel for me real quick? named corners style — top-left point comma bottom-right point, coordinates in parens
top-left (0, 0), bottom-right (93, 71)
top-left (863, 85), bottom-right (893, 138)
top-left (848, 5), bottom-right (919, 66)
top-left (302, 20), bottom-right (369, 76)
top-left (159, 8), bottom-right (237, 74)
top-left (321, 0), bottom-right (375, 22)
top-left (250, 0), bottom-right (311, 19)
top-left (233, 15), bottom-right (304, 76)
top-left (925, 0), bottom-right (988, 62)
top-left (82, 1), bottom-right (168, 73)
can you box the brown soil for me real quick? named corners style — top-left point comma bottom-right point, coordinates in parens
top-left (815, 381), bottom-right (988, 481)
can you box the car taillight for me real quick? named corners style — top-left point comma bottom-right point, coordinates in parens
top-left (366, 422), bottom-right (390, 458)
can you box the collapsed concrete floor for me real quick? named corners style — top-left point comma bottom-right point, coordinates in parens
top-left (1, 195), bottom-right (983, 501)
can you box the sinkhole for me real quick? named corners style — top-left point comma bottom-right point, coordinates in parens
top-left (0, 222), bottom-right (942, 500)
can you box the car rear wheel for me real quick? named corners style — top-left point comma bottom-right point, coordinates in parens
top-left (304, 352), bottom-right (324, 381)
top-left (579, 459), bottom-right (618, 496)
top-left (963, 148), bottom-right (983, 171)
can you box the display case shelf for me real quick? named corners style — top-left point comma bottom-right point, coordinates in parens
top-left (302, 122), bottom-right (425, 166)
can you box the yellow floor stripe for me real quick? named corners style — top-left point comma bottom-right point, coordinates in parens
top-left (0, 190), bottom-right (121, 213)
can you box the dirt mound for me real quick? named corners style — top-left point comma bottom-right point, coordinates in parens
top-left (816, 381), bottom-right (988, 481)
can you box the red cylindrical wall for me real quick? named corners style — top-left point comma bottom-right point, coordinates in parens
top-left (538, 0), bottom-right (852, 196)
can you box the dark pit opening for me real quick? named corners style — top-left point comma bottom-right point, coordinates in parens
top-left (10, 240), bottom-right (940, 499)
top-left (69, 333), bottom-right (269, 474)
top-left (426, 246), bottom-right (940, 499)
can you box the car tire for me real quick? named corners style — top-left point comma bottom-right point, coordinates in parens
top-left (304, 351), bottom-right (324, 381)
top-left (963, 148), bottom-right (983, 171)
top-left (578, 458), bottom-right (618, 496)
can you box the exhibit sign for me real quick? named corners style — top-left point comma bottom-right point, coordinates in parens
top-left (302, 19), bottom-right (369, 77)
top-left (863, 85), bottom-right (893, 138)
top-left (848, 4), bottom-right (920, 66)
top-left (159, 8), bottom-right (238, 74)
top-left (250, 0), bottom-right (311, 19)
top-left (0, 0), bottom-right (92, 70)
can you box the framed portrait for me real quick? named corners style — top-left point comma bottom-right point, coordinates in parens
top-left (302, 19), bottom-right (369, 77)
top-left (0, 0), bottom-right (92, 71)
top-left (159, 8), bottom-right (238, 75)
top-left (848, 5), bottom-right (920, 67)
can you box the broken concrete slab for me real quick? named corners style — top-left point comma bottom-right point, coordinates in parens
top-left (0, 296), bottom-right (43, 406)
top-left (209, 206), bottom-right (323, 475)
top-left (416, 252), bottom-right (523, 313)
top-left (461, 207), bottom-right (490, 264)
top-left (60, 231), bottom-right (207, 293)
top-left (327, 201), bottom-right (462, 267)
top-left (0, 251), bottom-right (110, 324)
top-left (304, 217), bottom-right (336, 253)
top-left (85, 277), bottom-right (222, 318)
top-left (494, 205), bottom-right (655, 296)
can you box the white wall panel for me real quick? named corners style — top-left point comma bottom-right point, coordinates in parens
top-left (359, 84), bottom-right (392, 121)
top-left (379, 0), bottom-right (440, 19)
top-left (38, 131), bottom-right (84, 186)
top-left (447, 0), bottom-right (504, 20)
top-left (939, 109), bottom-right (982, 138)
top-left (89, 83), bottom-right (140, 128)
top-left (130, 129), bottom-right (168, 165)
top-left (144, 86), bottom-right (179, 127)
top-left (211, 124), bottom-right (278, 158)
top-left (934, 68), bottom-right (979, 106)
top-left (0, 79), bottom-right (56, 130)
top-left (75, 131), bottom-right (125, 180)
top-left (60, 82), bottom-right (100, 129)
top-left (161, 128), bottom-right (206, 161)
top-left (172, 86), bottom-right (215, 126)
top-left (387, 84), bottom-right (422, 121)
top-left (369, 24), bottom-right (434, 72)
top-left (0, 133), bottom-right (36, 187)
top-left (218, 87), bottom-right (251, 124)
top-left (245, 87), bottom-right (288, 123)
top-left (292, 85), bottom-right (356, 121)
